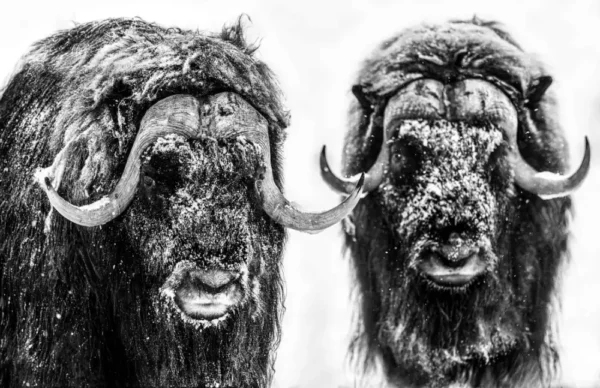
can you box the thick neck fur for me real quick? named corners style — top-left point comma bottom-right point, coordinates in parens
top-left (346, 192), bottom-right (565, 387)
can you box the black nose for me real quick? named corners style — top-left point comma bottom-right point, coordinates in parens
top-left (187, 269), bottom-right (240, 292)
top-left (434, 251), bottom-right (473, 268)
top-left (436, 223), bottom-right (476, 242)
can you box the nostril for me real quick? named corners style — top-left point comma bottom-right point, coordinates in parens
top-left (142, 176), bottom-right (156, 189)
top-left (436, 227), bottom-right (480, 262)
top-left (437, 223), bottom-right (473, 242)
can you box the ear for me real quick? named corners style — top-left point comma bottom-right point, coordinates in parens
top-left (525, 75), bottom-right (553, 110)
top-left (352, 84), bottom-right (374, 115)
top-left (342, 214), bottom-right (356, 238)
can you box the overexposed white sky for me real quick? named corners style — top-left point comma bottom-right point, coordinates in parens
top-left (1, 1), bottom-right (599, 387)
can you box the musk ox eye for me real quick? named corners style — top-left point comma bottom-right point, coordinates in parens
top-left (105, 81), bottom-right (135, 132)
top-left (486, 141), bottom-right (513, 191)
top-left (137, 135), bottom-right (195, 208)
top-left (389, 138), bottom-right (421, 181)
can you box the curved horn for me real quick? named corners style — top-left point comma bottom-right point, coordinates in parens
top-left (36, 93), bottom-right (363, 232)
top-left (202, 93), bottom-right (364, 233)
top-left (320, 144), bottom-right (387, 194)
top-left (511, 137), bottom-right (591, 200)
top-left (35, 95), bottom-right (203, 227)
top-left (257, 172), bottom-right (364, 233)
top-left (450, 78), bottom-right (591, 200)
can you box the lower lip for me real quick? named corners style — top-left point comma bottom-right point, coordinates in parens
top-left (426, 272), bottom-right (479, 286)
top-left (418, 253), bottom-right (486, 287)
top-left (177, 300), bottom-right (231, 320)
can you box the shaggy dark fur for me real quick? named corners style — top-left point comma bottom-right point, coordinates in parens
top-left (0, 18), bottom-right (289, 387)
top-left (342, 18), bottom-right (571, 387)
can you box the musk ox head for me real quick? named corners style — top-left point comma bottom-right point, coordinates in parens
top-left (320, 18), bottom-right (590, 387)
top-left (0, 18), bottom-right (361, 388)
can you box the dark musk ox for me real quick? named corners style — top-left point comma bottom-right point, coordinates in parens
top-left (320, 18), bottom-right (590, 387)
top-left (0, 18), bottom-right (362, 387)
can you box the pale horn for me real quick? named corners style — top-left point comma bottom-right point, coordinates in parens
top-left (321, 76), bottom-right (590, 199)
top-left (510, 137), bottom-right (590, 200)
top-left (320, 144), bottom-right (387, 195)
top-left (35, 93), bottom-right (363, 232)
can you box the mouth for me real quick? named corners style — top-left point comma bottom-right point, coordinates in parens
top-left (175, 269), bottom-right (243, 320)
top-left (162, 262), bottom-right (245, 322)
top-left (417, 246), bottom-right (488, 288)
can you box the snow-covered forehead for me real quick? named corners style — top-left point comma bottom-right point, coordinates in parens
top-left (394, 119), bottom-right (503, 160)
top-left (383, 120), bottom-right (502, 240)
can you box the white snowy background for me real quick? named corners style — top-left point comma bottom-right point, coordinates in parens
top-left (1, 0), bottom-right (599, 387)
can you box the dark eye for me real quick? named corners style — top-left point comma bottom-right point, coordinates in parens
top-left (389, 137), bottom-right (421, 183)
top-left (145, 151), bottom-right (188, 190)
top-left (105, 80), bottom-right (134, 131)
top-left (486, 141), bottom-right (512, 192)
top-left (138, 139), bottom-right (194, 211)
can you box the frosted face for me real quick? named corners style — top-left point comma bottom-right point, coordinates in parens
top-left (113, 134), bottom-right (285, 386)
top-left (125, 134), bottom-right (284, 326)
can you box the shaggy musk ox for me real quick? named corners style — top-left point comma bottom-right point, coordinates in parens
top-left (0, 18), bottom-right (362, 387)
top-left (321, 18), bottom-right (590, 387)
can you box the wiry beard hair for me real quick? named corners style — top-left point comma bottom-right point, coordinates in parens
top-left (118, 266), bottom-right (284, 388)
top-left (112, 136), bottom-right (286, 387)
top-left (377, 245), bottom-right (522, 387)
top-left (347, 195), bottom-right (554, 388)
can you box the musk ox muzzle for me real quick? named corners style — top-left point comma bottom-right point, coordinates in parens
top-left (161, 261), bottom-right (245, 323)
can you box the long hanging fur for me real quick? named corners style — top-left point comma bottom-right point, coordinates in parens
top-left (342, 18), bottom-right (571, 388)
top-left (0, 17), bottom-right (289, 387)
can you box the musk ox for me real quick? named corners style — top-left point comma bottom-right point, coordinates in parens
top-left (0, 18), bottom-right (362, 387)
top-left (320, 18), bottom-right (590, 387)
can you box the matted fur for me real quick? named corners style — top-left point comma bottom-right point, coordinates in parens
top-left (0, 17), bottom-right (289, 387)
top-left (342, 18), bottom-right (571, 388)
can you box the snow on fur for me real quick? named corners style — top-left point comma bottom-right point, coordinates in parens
top-left (0, 18), bottom-right (287, 388)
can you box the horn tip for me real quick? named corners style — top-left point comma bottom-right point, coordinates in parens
top-left (357, 172), bottom-right (365, 188)
top-left (584, 136), bottom-right (590, 152)
top-left (580, 135), bottom-right (591, 176)
top-left (583, 136), bottom-right (591, 167)
top-left (537, 136), bottom-right (591, 200)
top-left (578, 135), bottom-right (591, 173)
top-left (319, 145), bottom-right (331, 172)
top-left (350, 173), bottom-right (366, 199)
top-left (320, 145), bottom-right (330, 163)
